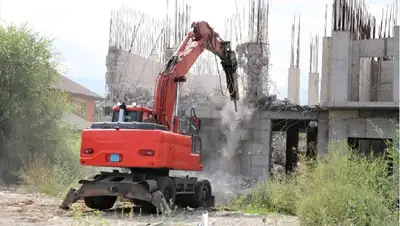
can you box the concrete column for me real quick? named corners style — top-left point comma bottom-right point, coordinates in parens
top-left (249, 118), bottom-right (272, 180)
top-left (393, 26), bottom-right (399, 103)
top-left (286, 128), bottom-right (299, 174)
top-left (306, 127), bottom-right (318, 159)
top-left (349, 41), bottom-right (360, 101)
top-left (320, 37), bottom-right (332, 106)
top-left (317, 116), bottom-right (329, 157)
top-left (238, 42), bottom-right (268, 103)
top-left (287, 67), bottom-right (301, 105)
top-left (330, 31), bottom-right (351, 105)
top-left (370, 60), bottom-right (379, 101)
top-left (264, 119), bottom-right (273, 179)
top-left (359, 58), bottom-right (372, 102)
top-left (308, 72), bottom-right (320, 105)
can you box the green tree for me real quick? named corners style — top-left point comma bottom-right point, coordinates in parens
top-left (0, 24), bottom-right (76, 183)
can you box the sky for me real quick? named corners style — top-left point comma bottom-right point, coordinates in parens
top-left (0, 0), bottom-right (395, 105)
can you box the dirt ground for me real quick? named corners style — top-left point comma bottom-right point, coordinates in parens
top-left (0, 187), bottom-right (299, 226)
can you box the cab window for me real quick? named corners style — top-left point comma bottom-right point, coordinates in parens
top-left (112, 111), bottom-right (142, 122)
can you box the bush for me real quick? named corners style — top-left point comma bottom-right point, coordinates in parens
top-left (231, 137), bottom-right (399, 226)
top-left (19, 132), bottom-right (85, 197)
top-left (0, 23), bottom-right (83, 194)
top-left (231, 175), bottom-right (299, 215)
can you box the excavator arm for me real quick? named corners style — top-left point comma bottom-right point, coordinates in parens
top-left (153, 21), bottom-right (240, 131)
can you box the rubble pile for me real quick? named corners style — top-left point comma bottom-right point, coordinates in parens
top-left (123, 87), bottom-right (153, 106)
top-left (255, 94), bottom-right (320, 112)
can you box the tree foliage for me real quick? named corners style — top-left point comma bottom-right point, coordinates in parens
top-left (0, 24), bottom-right (75, 183)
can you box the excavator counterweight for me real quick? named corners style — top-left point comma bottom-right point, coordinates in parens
top-left (60, 21), bottom-right (239, 213)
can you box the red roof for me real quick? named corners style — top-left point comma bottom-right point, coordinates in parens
top-left (52, 75), bottom-right (104, 101)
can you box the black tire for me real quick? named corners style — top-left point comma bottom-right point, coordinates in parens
top-left (139, 177), bottom-right (176, 213)
top-left (84, 196), bottom-right (117, 210)
top-left (157, 177), bottom-right (176, 205)
top-left (189, 180), bottom-right (212, 208)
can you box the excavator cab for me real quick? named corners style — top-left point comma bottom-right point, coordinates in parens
top-left (111, 102), bottom-right (155, 123)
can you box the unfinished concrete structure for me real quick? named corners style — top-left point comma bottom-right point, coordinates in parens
top-left (317, 0), bottom-right (399, 156)
top-left (103, 7), bottom-right (166, 114)
top-left (195, 0), bottom-right (399, 179)
top-left (100, 3), bottom-right (223, 120)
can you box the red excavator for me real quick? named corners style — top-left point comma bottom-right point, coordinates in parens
top-left (60, 21), bottom-right (239, 213)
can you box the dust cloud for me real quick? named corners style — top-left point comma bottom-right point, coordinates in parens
top-left (171, 99), bottom-right (257, 204)
top-left (218, 99), bottom-right (254, 173)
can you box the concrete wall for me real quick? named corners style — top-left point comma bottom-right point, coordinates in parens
top-left (106, 49), bottom-right (164, 97)
top-left (358, 58), bottom-right (372, 102)
top-left (246, 113), bottom-right (272, 179)
top-left (320, 37), bottom-right (332, 106)
top-left (321, 26), bottom-right (399, 108)
top-left (195, 102), bottom-right (399, 179)
top-left (328, 110), bottom-right (399, 142)
top-left (394, 26), bottom-right (400, 103)
top-left (330, 31), bottom-right (350, 104)
top-left (105, 49), bottom-right (223, 103)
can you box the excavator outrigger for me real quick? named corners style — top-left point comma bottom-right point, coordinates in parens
top-left (60, 21), bottom-right (239, 214)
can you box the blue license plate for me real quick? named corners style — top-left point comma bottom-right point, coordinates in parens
top-left (110, 154), bottom-right (120, 162)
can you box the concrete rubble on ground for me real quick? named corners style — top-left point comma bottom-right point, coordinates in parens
top-left (0, 187), bottom-right (299, 226)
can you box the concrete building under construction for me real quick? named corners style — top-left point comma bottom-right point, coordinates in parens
top-left (196, 0), bottom-right (399, 178)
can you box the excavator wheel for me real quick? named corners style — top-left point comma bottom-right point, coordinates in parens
top-left (84, 196), bottom-right (117, 210)
top-left (138, 177), bottom-right (176, 213)
top-left (157, 177), bottom-right (177, 205)
top-left (190, 180), bottom-right (212, 208)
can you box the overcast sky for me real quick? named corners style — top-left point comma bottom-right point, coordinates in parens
top-left (0, 0), bottom-right (394, 104)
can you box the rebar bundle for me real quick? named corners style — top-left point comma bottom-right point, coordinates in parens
top-left (290, 15), bottom-right (301, 68)
top-left (164, 0), bottom-right (192, 49)
top-left (223, 0), bottom-right (270, 45)
top-left (108, 6), bottom-right (165, 61)
top-left (332, 0), bottom-right (398, 40)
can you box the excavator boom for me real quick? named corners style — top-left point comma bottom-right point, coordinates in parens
top-left (153, 21), bottom-right (239, 131)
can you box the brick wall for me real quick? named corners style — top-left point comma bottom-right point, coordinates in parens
top-left (69, 94), bottom-right (97, 122)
